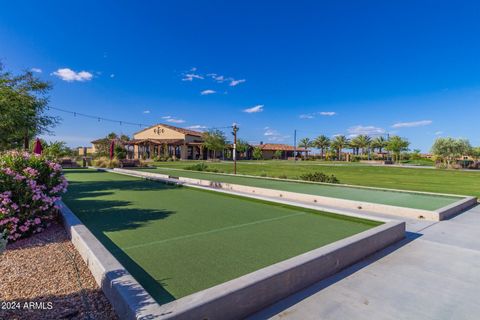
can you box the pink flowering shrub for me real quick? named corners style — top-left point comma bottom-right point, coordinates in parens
top-left (0, 151), bottom-right (68, 242)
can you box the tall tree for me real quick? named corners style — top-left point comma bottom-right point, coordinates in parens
top-left (298, 137), bottom-right (313, 159)
top-left (313, 135), bottom-right (330, 159)
top-left (202, 129), bottom-right (227, 159)
top-left (349, 136), bottom-right (360, 155)
top-left (0, 63), bottom-right (58, 150)
top-left (331, 135), bottom-right (350, 161)
top-left (356, 135), bottom-right (372, 155)
top-left (235, 138), bottom-right (249, 159)
top-left (372, 136), bottom-right (387, 153)
top-left (252, 146), bottom-right (263, 160)
top-left (431, 137), bottom-right (472, 167)
top-left (107, 132), bottom-right (118, 139)
top-left (385, 136), bottom-right (410, 162)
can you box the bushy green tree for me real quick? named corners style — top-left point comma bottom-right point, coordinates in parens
top-left (273, 150), bottom-right (282, 159)
top-left (114, 145), bottom-right (127, 159)
top-left (202, 129), bottom-right (227, 159)
top-left (235, 139), bottom-right (249, 159)
top-left (252, 146), bottom-right (263, 160)
top-left (0, 63), bottom-right (58, 150)
top-left (431, 137), bottom-right (472, 167)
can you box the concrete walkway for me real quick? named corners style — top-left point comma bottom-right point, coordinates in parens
top-left (250, 205), bottom-right (480, 320)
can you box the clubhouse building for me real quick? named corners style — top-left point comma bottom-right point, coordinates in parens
top-left (82, 123), bottom-right (306, 160)
top-left (126, 123), bottom-right (205, 160)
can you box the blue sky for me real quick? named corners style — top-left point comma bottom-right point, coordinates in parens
top-left (1, 1), bottom-right (480, 151)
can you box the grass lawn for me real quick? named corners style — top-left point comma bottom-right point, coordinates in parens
top-left (62, 169), bottom-right (380, 304)
top-left (137, 167), bottom-right (460, 210)
top-left (150, 160), bottom-right (480, 198)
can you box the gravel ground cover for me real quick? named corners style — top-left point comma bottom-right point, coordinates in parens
top-left (0, 221), bottom-right (117, 320)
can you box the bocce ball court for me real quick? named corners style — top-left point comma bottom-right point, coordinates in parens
top-left (62, 169), bottom-right (383, 305)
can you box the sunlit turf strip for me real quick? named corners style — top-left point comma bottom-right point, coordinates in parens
top-left (137, 167), bottom-right (461, 211)
top-left (150, 160), bottom-right (480, 198)
top-left (62, 169), bottom-right (380, 304)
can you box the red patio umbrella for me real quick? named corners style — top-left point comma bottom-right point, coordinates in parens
top-left (109, 140), bottom-right (115, 160)
top-left (33, 138), bottom-right (43, 155)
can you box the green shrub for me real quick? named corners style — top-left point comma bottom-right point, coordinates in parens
top-left (299, 172), bottom-right (340, 184)
top-left (114, 145), bottom-right (127, 160)
top-left (185, 163), bottom-right (209, 171)
top-left (278, 174), bottom-right (288, 179)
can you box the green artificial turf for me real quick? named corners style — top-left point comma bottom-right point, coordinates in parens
top-left (63, 169), bottom-right (380, 304)
top-left (137, 167), bottom-right (461, 210)
top-left (150, 160), bottom-right (480, 199)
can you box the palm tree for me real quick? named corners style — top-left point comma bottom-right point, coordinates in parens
top-left (385, 136), bottom-right (410, 163)
top-left (330, 135), bottom-right (350, 161)
top-left (313, 135), bottom-right (330, 159)
top-left (298, 137), bottom-right (313, 159)
top-left (349, 136), bottom-right (360, 155)
top-left (372, 136), bottom-right (387, 154)
top-left (356, 135), bottom-right (372, 155)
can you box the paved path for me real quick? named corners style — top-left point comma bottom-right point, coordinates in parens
top-left (250, 205), bottom-right (480, 320)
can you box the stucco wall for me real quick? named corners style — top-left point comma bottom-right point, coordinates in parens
top-left (134, 125), bottom-right (186, 140)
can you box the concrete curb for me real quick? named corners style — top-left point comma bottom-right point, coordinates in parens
top-left (153, 221), bottom-right (405, 320)
top-left (436, 196), bottom-right (478, 220)
top-left (59, 170), bottom-right (406, 320)
top-left (58, 201), bottom-right (162, 320)
top-left (113, 168), bottom-right (474, 221)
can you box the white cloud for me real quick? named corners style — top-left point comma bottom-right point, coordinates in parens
top-left (182, 68), bottom-right (204, 81)
top-left (392, 120), bottom-right (432, 128)
top-left (229, 79), bottom-right (246, 87)
top-left (299, 114), bottom-right (314, 119)
top-left (200, 89), bottom-right (216, 95)
top-left (243, 105), bottom-right (264, 113)
top-left (299, 111), bottom-right (336, 120)
top-left (213, 75), bottom-right (226, 82)
top-left (347, 125), bottom-right (385, 137)
top-left (435, 131), bottom-right (443, 135)
top-left (186, 125), bottom-right (207, 130)
top-left (52, 68), bottom-right (93, 82)
top-left (143, 110), bottom-right (150, 114)
top-left (162, 116), bottom-right (185, 124)
top-left (263, 127), bottom-right (290, 142)
top-left (318, 111), bottom-right (336, 116)
top-left (110, 74), bottom-right (115, 78)
top-left (31, 68), bottom-right (42, 73)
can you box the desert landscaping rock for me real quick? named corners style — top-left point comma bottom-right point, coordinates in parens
top-left (0, 221), bottom-right (117, 320)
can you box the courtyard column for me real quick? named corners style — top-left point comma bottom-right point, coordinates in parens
top-left (180, 143), bottom-right (188, 160)
top-left (134, 145), bottom-right (139, 160)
